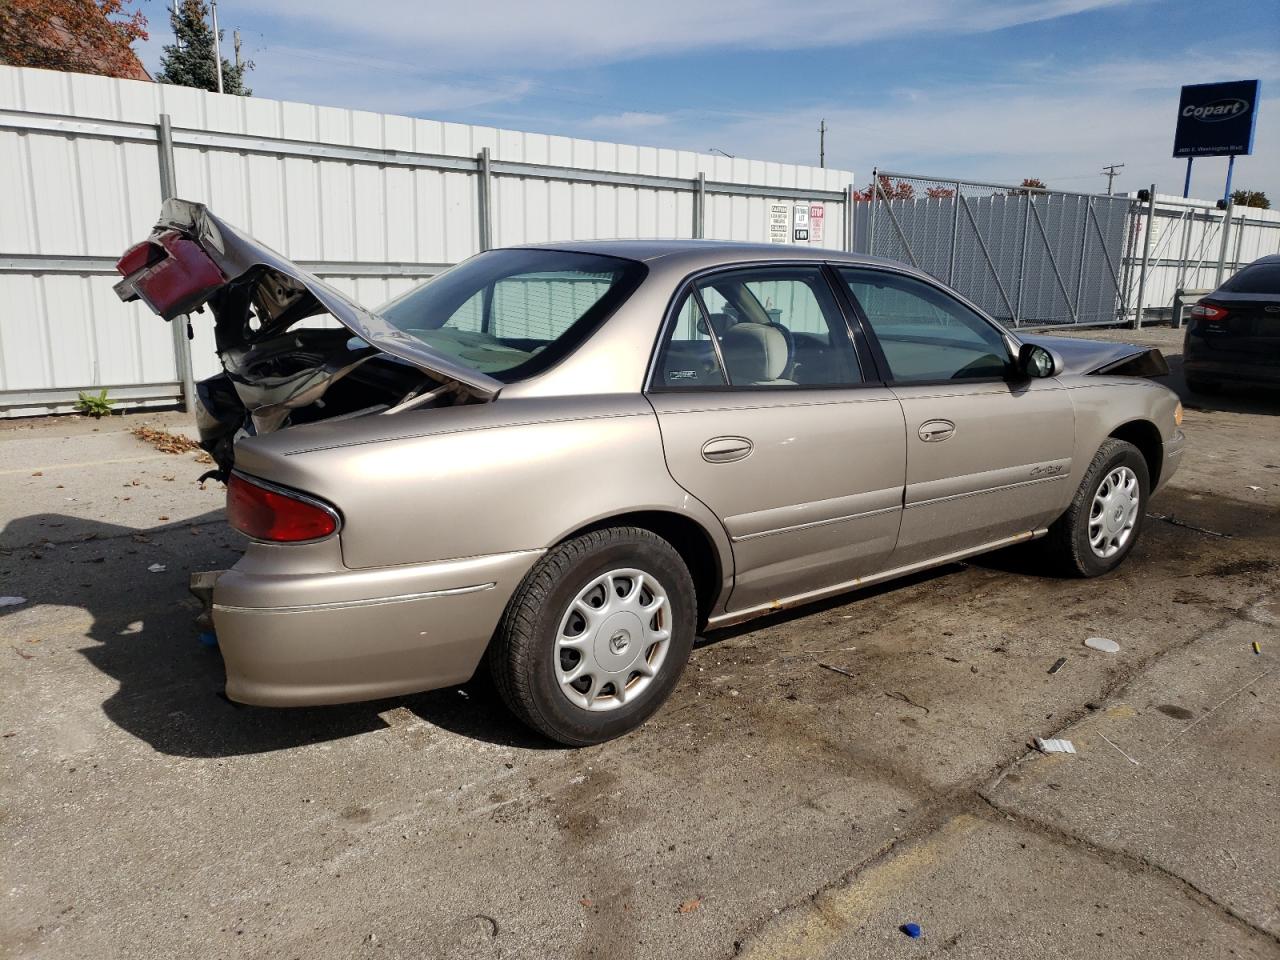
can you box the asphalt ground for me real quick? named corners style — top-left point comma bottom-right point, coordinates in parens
top-left (2, 325), bottom-right (1277, 959)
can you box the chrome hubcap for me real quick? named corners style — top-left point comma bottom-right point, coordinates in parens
top-left (1089, 465), bottom-right (1140, 559)
top-left (555, 568), bottom-right (671, 712)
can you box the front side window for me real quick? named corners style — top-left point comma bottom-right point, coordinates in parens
top-left (654, 266), bottom-right (862, 389)
top-left (378, 249), bottom-right (646, 381)
top-left (838, 268), bottom-right (1010, 383)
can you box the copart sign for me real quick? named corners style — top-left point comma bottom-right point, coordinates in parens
top-left (1173, 80), bottom-right (1260, 158)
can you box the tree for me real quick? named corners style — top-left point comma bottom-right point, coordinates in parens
top-left (851, 176), bottom-right (955, 202)
top-left (0, 0), bottom-right (148, 79)
top-left (1008, 178), bottom-right (1048, 195)
top-left (156, 0), bottom-right (251, 95)
top-left (1230, 189), bottom-right (1270, 210)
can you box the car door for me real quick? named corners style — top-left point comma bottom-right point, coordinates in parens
top-left (646, 264), bottom-right (906, 614)
top-left (835, 266), bottom-right (1075, 568)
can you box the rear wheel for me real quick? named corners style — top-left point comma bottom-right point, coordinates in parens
top-left (1043, 439), bottom-right (1149, 577)
top-left (488, 526), bottom-right (696, 746)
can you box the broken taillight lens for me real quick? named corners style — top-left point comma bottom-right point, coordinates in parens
top-left (115, 230), bottom-right (225, 320)
top-left (226, 473), bottom-right (339, 543)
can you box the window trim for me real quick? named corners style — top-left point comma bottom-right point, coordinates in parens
top-left (832, 263), bottom-right (1018, 388)
top-left (644, 260), bottom-right (881, 395)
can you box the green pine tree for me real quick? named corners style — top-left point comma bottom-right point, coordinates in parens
top-left (156, 0), bottom-right (251, 95)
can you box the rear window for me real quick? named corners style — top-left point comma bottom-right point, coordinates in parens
top-left (1220, 262), bottom-right (1280, 294)
top-left (378, 249), bottom-right (646, 382)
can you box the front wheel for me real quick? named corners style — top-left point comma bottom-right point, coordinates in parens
top-left (487, 526), bottom-right (696, 746)
top-left (1043, 438), bottom-right (1150, 577)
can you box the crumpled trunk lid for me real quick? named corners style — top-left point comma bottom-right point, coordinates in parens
top-left (115, 199), bottom-right (502, 401)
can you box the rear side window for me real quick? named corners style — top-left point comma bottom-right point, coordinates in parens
top-left (653, 266), bottom-right (862, 389)
top-left (1220, 263), bottom-right (1280, 294)
top-left (379, 249), bottom-right (646, 382)
top-left (838, 268), bottom-right (1009, 383)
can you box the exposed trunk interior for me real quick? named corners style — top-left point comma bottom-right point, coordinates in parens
top-left (194, 265), bottom-right (481, 479)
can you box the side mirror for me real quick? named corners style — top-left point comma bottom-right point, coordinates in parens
top-left (1016, 342), bottom-right (1063, 379)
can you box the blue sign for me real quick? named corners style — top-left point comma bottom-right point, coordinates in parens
top-left (1173, 80), bottom-right (1260, 158)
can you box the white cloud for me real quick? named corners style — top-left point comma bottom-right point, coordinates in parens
top-left (587, 111), bottom-right (670, 129)
top-left (571, 49), bottom-right (1279, 199)
top-left (247, 0), bottom-right (1131, 71)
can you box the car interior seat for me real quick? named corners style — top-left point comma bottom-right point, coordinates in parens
top-left (722, 321), bottom-right (795, 385)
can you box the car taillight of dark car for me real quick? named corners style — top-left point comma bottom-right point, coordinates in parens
top-left (1189, 302), bottom-right (1229, 328)
top-left (226, 473), bottom-right (339, 543)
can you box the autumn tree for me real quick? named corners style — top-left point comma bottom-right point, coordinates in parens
top-left (1009, 178), bottom-right (1048, 195)
top-left (156, 0), bottom-right (251, 95)
top-left (852, 176), bottom-right (916, 201)
top-left (1230, 189), bottom-right (1270, 210)
top-left (0, 0), bottom-right (148, 79)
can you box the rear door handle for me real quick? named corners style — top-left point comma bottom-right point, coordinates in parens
top-left (701, 436), bottom-right (754, 463)
top-left (918, 419), bottom-right (956, 442)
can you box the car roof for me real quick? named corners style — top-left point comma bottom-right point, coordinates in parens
top-left (509, 238), bottom-right (912, 272)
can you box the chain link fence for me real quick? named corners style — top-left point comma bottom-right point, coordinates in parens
top-left (852, 170), bottom-right (1137, 328)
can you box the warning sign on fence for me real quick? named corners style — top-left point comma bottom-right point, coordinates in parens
top-left (809, 204), bottom-right (825, 244)
top-left (793, 204), bottom-right (810, 242)
top-left (769, 204), bottom-right (789, 243)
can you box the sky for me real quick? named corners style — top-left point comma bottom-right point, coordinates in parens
top-left (134, 0), bottom-right (1280, 200)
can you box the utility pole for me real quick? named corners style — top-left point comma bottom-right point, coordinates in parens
top-left (210, 0), bottom-right (224, 94)
top-left (234, 29), bottom-right (242, 72)
top-left (1102, 162), bottom-right (1124, 195)
top-left (819, 119), bottom-right (827, 168)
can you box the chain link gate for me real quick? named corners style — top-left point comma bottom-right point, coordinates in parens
top-left (851, 170), bottom-right (1138, 328)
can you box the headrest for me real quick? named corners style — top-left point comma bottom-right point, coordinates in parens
top-left (722, 322), bottom-right (788, 382)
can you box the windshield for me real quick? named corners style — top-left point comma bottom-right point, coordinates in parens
top-left (378, 249), bottom-right (646, 382)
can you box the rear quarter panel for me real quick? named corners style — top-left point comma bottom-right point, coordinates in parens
top-left (231, 395), bottom-right (734, 582)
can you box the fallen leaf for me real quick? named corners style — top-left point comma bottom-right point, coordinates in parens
top-left (131, 425), bottom-right (201, 455)
top-left (677, 897), bottom-right (703, 914)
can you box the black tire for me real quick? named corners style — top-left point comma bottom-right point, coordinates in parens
top-left (487, 526), bottom-right (696, 746)
top-left (1186, 376), bottom-right (1220, 395)
top-left (1043, 439), bottom-right (1150, 577)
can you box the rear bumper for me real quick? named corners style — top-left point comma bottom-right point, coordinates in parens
top-left (1158, 429), bottom-right (1186, 493)
top-left (211, 547), bottom-right (542, 706)
top-left (1183, 353), bottom-right (1280, 387)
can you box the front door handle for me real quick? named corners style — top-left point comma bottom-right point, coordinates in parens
top-left (702, 436), bottom-right (754, 463)
top-left (918, 419), bottom-right (956, 442)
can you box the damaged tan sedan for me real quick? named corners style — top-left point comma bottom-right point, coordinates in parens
top-left (116, 200), bottom-right (1185, 745)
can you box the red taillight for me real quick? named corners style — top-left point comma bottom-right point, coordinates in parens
top-left (1189, 302), bottom-right (1229, 323)
top-left (226, 474), bottom-right (338, 543)
top-left (116, 229), bottom-right (225, 320)
top-left (116, 240), bottom-right (165, 276)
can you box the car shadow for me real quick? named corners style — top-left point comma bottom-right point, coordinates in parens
top-left (0, 510), bottom-right (551, 758)
top-left (1159, 351), bottom-right (1280, 416)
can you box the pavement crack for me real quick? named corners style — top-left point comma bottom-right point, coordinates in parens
top-left (976, 792), bottom-right (1280, 948)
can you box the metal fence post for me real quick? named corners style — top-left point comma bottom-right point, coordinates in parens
top-left (1013, 195), bottom-right (1031, 327)
top-left (845, 183), bottom-right (855, 252)
top-left (694, 173), bottom-right (706, 239)
top-left (1175, 207), bottom-right (1193, 291)
top-left (1073, 197), bottom-right (1091, 322)
top-left (476, 148), bottom-right (493, 252)
top-left (867, 167), bottom-right (878, 255)
top-left (1133, 184), bottom-right (1156, 329)
top-left (1215, 201), bottom-right (1234, 286)
top-left (947, 180), bottom-right (960, 284)
top-left (156, 113), bottom-right (195, 413)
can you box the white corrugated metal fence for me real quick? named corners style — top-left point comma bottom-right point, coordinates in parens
top-left (0, 64), bottom-right (855, 415)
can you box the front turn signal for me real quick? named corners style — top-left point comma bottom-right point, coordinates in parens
top-left (1174, 402), bottom-right (1183, 427)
